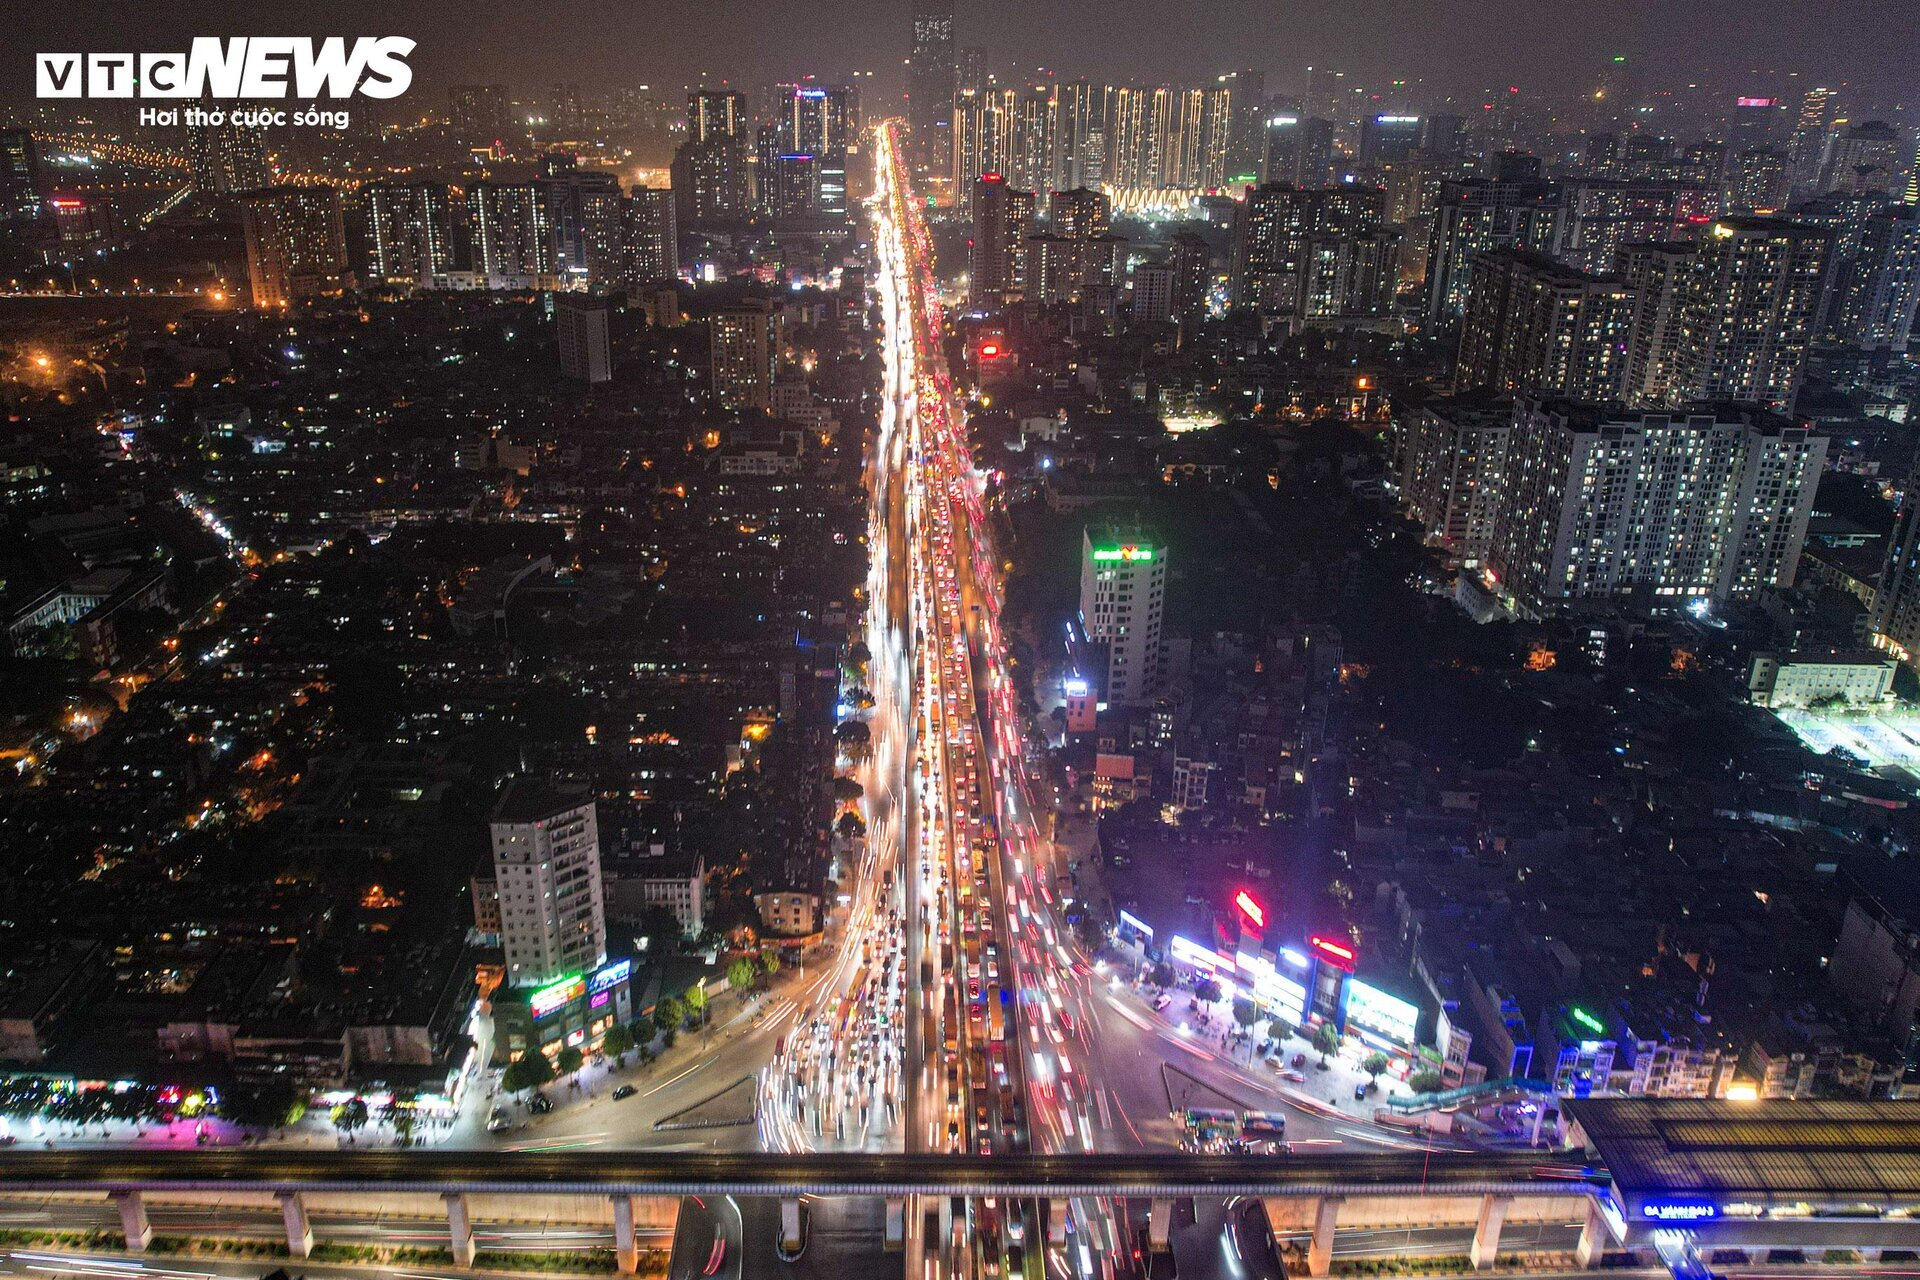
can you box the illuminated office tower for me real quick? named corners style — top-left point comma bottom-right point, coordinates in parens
top-left (0, 130), bottom-right (49, 256)
top-left (764, 151), bottom-right (821, 218)
top-left (1486, 398), bottom-right (1824, 619)
top-left (1671, 217), bottom-right (1831, 409)
top-left (1103, 87), bottom-right (1154, 192)
top-left (467, 183), bottom-right (555, 282)
top-left (556, 295), bottom-right (611, 384)
top-left (490, 780), bottom-right (607, 991)
top-left (1079, 529), bottom-right (1165, 707)
top-left (540, 155), bottom-right (623, 284)
top-left (952, 87), bottom-right (1015, 212)
top-left (784, 86), bottom-right (856, 217)
top-left (239, 186), bottom-right (347, 308)
top-left (710, 299), bottom-right (779, 411)
top-left (970, 172), bottom-right (1035, 307)
top-left (620, 187), bottom-right (678, 285)
top-left (1455, 249), bottom-right (1633, 400)
top-left (908, 0), bottom-right (956, 174)
top-left (361, 182), bottom-right (457, 284)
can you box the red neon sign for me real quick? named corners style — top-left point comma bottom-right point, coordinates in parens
top-left (1309, 934), bottom-right (1356, 970)
top-left (1234, 891), bottom-right (1265, 929)
top-left (978, 342), bottom-right (1000, 357)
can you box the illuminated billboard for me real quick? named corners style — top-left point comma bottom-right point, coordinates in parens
top-left (1091, 546), bottom-right (1154, 562)
top-left (1643, 1200), bottom-right (1718, 1222)
top-left (1345, 978), bottom-right (1419, 1046)
top-left (588, 959), bottom-right (632, 995)
top-left (1170, 934), bottom-right (1234, 972)
top-left (530, 972), bottom-right (585, 1019)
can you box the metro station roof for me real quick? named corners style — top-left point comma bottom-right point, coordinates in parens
top-left (1565, 1097), bottom-right (1920, 1205)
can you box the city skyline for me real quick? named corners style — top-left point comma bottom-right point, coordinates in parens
top-left (5, 0), bottom-right (1920, 109)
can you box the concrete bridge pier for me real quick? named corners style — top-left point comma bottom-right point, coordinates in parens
top-left (612, 1194), bottom-right (639, 1274)
top-left (885, 1198), bottom-right (905, 1251)
top-left (780, 1197), bottom-right (804, 1255)
top-left (1469, 1194), bottom-right (1511, 1270)
top-left (1574, 1198), bottom-right (1611, 1269)
top-left (1307, 1196), bottom-right (1342, 1278)
top-left (277, 1191), bottom-right (313, 1258)
top-left (444, 1191), bottom-right (476, 1267)
top-left (1047, 1197), bottom-right (1067, 1245)
top-left (1147, 1198), bottom-right (1172, 1253)
top-left (112, 1190), bottom-right (151, 1252)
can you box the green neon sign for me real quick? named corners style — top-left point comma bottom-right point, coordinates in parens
top-left (1092, 546), bottom-right (1153, 562)
top-left (530, 972), bottom-right (585, 1018)
top-left (1570, 1007), bottom-right (1605, 1035)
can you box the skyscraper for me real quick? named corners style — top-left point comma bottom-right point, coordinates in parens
top-left (556, 295), bottom-right (612, 384)
top-left (239, 186), bottom-right (348, 308)
top-left (1618, 241), bottom-right (1696, 405)
top-left (1396, 392), bottom-right (1512, 566)
top-left (490, 779), bottom-right (607, 992)
top-left (1455, 249), bottom-right (1634, 400)
top-left (1259, 115), bottom-right (1333, 187)
top-left (360, 182), bottom-right (457, 285)
top-left (468, 183), bottom-right (556, 284)
top-left (711, 299), bottom-right (779, 411)
top-left (908, 0), bottom-right (957, 176)
top-left (1818, 121), bottom-right (1905, 195)
top-left (1824, 206), bottom-right (1920, 351)
top-left (1486, 398), bottom-right (1825, 619)
top-left (970, 173), bottom-right (1035, 307)
top-left (187, 118), bottom-right (272, 197)
top-left (1232, 183), bottom-right (1396, 322)
top-left (688, 90), bottom-right (747, 143)
top-left (1359, 114), bottom-right (1422, 168)
top-left (1671, 217), bottom-right (1832, 409)
top-left (670, 135), bottom-right (751, 226)
top-left (0, 130), bottom-right (46, 226)
top-left (449, 85), bottom-right (512, 142)
top-left (620, 187), bottom-right (679, 286)
top-left (1423, 176), bottom-right (1564, 321)
top-left (1079, 530), bottom-right (1165, 707)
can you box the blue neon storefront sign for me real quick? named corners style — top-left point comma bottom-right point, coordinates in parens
top-left (1642, 1199), bottom-right (1718, 1222)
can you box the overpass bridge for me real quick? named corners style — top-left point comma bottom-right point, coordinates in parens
top-left (9, 1101), bottom-right (1920, 1277)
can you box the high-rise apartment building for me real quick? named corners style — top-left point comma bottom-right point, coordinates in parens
top-left (620, 187), bottom-right (678, 286)
top-left (187, 119), bottom-right (272, 197)
top-left (670, 135), bottom-right (751, 226)
top-left (1824, 206), bottom-right (1920, 351)
top-left (1232, 183), bottom-right (1396, 323)
top-left (1618, 240), bottom-right (1696, 405)
top-left (449, 84), bottom-right (513, 141)
top-left (970, 173), bottom-right (1035, 307)
top-left (1455, 249), bottom-right (1633, 400)
top-left (1259, 115), bottom-right (1334, 188)
top-left (908, 0), bottom-right (957, 175)
top-left (1555, 179), bottom-right (1718, 274)
top-left (1079, 530), bottom-right (1165, 707)
top-left (1670, 217), bottom-right (1831, 409)
top-left (710, 299), bottom-right (779, 411)
top-left (1486, 398), bottom-right (1825, 618)
top-left (1395, 392), bottom-right (1512, 566)
top-left (1818, 121), bottom-right (1905, 196)
top-left (467, 183), bottom-right (556, 284)
top-left (360, 182), bottom-right (457, 285)
top-left (239, 186), bottom-right (348, 308)
top-left (688, 90), bottom-right (747, 143)
top-left (556, 295), bottom-right (612, 384)
top-left (1027, 187), bottom-right (1122, 305)
top-left (490, 780), bottom-right (607, 991)
top-left (1423, 176), bottom-right (1563, 320)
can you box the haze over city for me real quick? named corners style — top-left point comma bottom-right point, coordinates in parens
top-left (0, 7), bottom-right (1918, 1280)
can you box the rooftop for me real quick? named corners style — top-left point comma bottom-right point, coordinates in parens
top-left (1565, 1097), bottom-right (1920, 1205)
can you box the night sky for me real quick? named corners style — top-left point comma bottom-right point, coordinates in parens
top-left (7, 0), bottom-right (1919, 108)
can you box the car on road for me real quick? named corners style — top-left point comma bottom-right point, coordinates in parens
top-left (1151, 993), bottom-right (1172, 1011)
top-left (612, 1085), bottom-right (637, 1100)
top-left (1354, 1082), bottom-right (1370, 1101)
top-left (486, 1108), bottom-right (512, 1133)
top-left (529, 1093), bottom-right (553, 1114)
